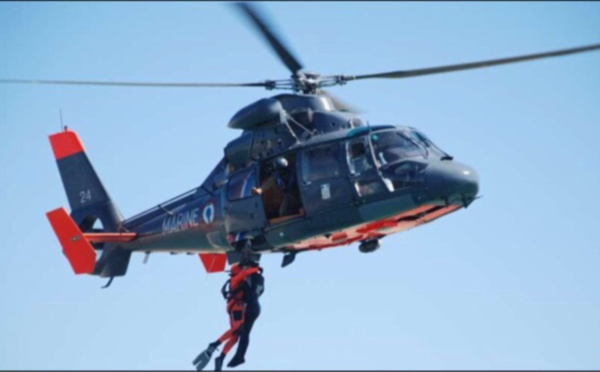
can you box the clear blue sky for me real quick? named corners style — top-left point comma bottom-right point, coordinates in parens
top-left (1, 1), bottom-right (599, 370)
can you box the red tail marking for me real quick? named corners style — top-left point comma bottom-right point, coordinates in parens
top-left (83, 232), bottom-right (137, 243)
top-left (199, 253), bottom-right (227, 273)
top-left (49, 129), bottom-right (85, 160)
top-left (46, 207), bottom-right (96, 274)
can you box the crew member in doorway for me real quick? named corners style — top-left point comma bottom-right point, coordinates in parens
top-left (253, 156), bottom-right (297, 217)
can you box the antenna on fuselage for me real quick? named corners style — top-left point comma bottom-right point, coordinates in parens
top-left (59, 108), bottom-right (65, 131)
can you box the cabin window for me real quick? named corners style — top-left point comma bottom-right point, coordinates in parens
top-left (227, 168), bottom-right (256, 201)
top-left (301, 143), bottom-right (342, 184)
top-left (201, 158), bottom-right (228, 190)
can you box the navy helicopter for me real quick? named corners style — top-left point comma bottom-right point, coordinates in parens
top-left (4, 3), bottom-right (598, 284)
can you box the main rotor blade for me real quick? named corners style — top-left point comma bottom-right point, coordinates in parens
top-left (0, 79), bottom-right (273, 88)
top-left (346, 43), bottom-right (600, 81)
top-left (233, 2), bottom-right (303, 75)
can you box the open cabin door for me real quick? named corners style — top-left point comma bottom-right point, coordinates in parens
top-left (258, 153), bottom-right (305, 225)
top-left (223, 165), bottom-right (267, 234)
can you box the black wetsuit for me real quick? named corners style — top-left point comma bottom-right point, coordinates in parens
top-left (230, 268), bottom-right (264, 363)
top-left (234, 299), bottom-right (260, 360)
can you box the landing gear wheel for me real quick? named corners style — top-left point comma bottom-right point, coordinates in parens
top-left (358, 239), bottom-right (380, 253)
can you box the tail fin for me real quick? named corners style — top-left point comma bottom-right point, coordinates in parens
top-left (49, 128), bottom-right (122, 231)
top-left (48, 128), bottom-right (132, 278)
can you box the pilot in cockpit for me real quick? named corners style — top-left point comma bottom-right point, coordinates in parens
top-left (349, 141), bottom-right (372, 175)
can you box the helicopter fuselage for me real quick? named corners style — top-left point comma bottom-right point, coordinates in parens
top-left (116, 122), bottom-right (479, 266)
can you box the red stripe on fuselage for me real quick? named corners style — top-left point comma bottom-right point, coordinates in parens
top-left (83, 232), bottom-right (137, 243)
top-left (289, 204), bottom-right (461, 251)
top-left (49, 129), bottom-right (85, 160)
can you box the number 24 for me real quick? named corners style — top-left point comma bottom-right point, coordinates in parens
top-left (80, 189), bottom-right (92, 204)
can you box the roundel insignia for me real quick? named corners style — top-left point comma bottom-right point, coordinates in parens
top-left (202, 202), bottom-right (215, 225)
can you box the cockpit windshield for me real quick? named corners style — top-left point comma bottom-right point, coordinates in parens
top-left (405, 129), bottom-right (448, 159)
top-left (370, 131), bottom-right (426, 166)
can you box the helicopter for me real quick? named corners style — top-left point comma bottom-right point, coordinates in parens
top-left (4, 3), bottom-right (598, 285)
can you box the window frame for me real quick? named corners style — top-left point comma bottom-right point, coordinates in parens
top-left (226, 166), bottom-right (258, 201)
top-left (345, 136), bottom-right (375, 176)
top-left (370, 129), bottom-right (426, 167)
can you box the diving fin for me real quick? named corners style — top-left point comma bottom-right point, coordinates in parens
top-left (192, 344), bottom-right (218, 371)
top-left (214, 354), bottom-right (225, 371)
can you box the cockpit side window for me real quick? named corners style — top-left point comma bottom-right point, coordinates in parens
top-left (346, 137), bottom-right (373, 175)
top-left (370, 131), bottom-right (425, 166)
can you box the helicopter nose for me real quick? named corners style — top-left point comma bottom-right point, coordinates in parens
top-left (424, 161), bottom-right (479, 205)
